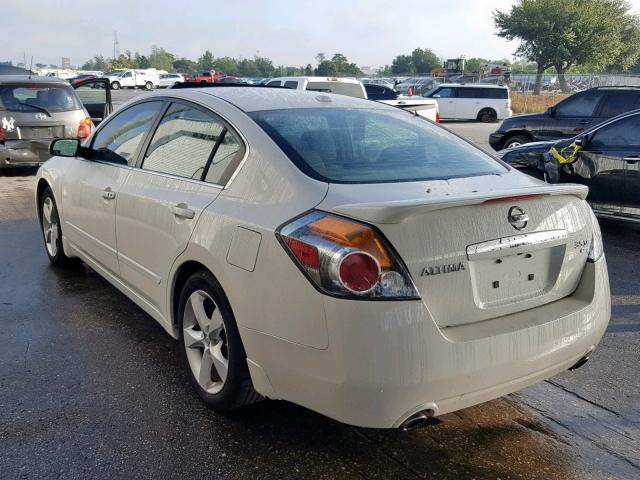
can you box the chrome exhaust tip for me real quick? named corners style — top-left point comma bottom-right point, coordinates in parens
top-left (569, 346), bottom-right (595, 371)
top-left (400, 410), bottom-right (441, 431)
top-left (568, 354), bottom-right (590, 371)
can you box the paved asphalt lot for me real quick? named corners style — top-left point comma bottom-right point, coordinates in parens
top-left (0, 89), bottom-right (639, 479)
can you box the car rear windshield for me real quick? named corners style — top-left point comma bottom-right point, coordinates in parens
top-left (250, 108), bottom-right (507, 184)
top-left (305, 82), bottom-right (366, 99)
top-left (0, 84), bottom-right (83, 113)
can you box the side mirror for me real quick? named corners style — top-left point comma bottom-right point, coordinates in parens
top-left (50, 138), bottom-right (79, 157)
top-left (546, 106), bottom-right (555, 116)
top-left (574, 138), bottom-right (584, 147)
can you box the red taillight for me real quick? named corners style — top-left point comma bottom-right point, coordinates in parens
top-left (286, 237), bottom-right (319, 269)
top-left (436, 111), bottom-right (440, 123)
top-left (0, 126), bottom-right (4, 143)
top-left (77, 117), bottom-right (93, 139)
top-left (338, 252), bottom-right (380, 293)
top-left (278, 211), bottom-right (419, 299)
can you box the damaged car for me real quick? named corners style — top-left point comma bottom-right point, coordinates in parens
top-left (0, 75), bottom-right (111, 170)
top-left (497, 109), bottom-right (640, 222)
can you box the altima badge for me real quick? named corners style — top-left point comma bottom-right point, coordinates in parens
top-left (508, 206), bottom-right (528, 230)
top-left (420, 262), bottom-right (465, 276)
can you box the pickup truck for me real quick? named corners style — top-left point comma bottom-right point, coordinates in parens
top-left (102, 70), bottom-right (159, 90)
top-left (267, 76), bottom-right (440, 122)
top-left (185, 70), bottom-right (226, 83)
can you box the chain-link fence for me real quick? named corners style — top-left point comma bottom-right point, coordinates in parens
top-left (362, 73), bottom-right (640, 114)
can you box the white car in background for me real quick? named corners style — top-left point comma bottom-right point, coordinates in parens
top-left (425, 83), bottom-right (512, 122)
top-left (159, 73), bottom-right (185, 88)
top-left (266, 76), bottom-right (367, 99)
top-left (269, 76), bottom-right (439, 122)
top-left (36, 87), bottom-right (610, 429)
top-left (102, 69), bottom-right (160, 90)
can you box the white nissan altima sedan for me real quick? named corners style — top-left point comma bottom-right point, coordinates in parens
top-left (35, 86), bottom-right (611, 429)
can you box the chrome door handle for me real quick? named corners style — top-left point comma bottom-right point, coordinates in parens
top-left (102, 188), bottom-right (116, 200)
top-left (623, 156), bottom-right (640, 163)
top-left (173, 203), bottom-right (195, 219)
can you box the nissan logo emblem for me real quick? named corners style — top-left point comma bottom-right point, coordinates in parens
top-left (508, 206), bottom-right (529, 230)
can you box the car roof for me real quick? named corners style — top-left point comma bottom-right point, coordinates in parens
top-left (269, 76), bottom-right (361, 84)
top-left (152, 86), bottom-right (392, 113)
top-left (436, 83), bottom-right (508, 89)
top-left (0, 75), bottom-right (70, 85)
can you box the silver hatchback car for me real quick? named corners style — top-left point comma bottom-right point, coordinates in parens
top-left (0, 75), bottom-right (112, 169)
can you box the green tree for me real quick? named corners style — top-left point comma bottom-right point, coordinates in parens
top-left (254, 55), bottom-right (275, 76)
top-left (304, 64), bottom-right (314, 76)
top-left (494, 0), bottom-right (640, 94)
top-left (214, 57), bottom-right (239, 74)
top-left (81, 55), bottom-right (109, 70)
top-left (197, 50), bottom-right (215, 71)
top-left (35, 63), bottom-right (47, 69)
top-left (148, 46), bottom-right (175, 71)
top-left (411, 48), bottom-right (440, 74)
top-left (173, 58), bottom-right (196, 73)
top-left (134, 53), bottom-right (150, 69)
top-left (391, 54), bottom-right (414, 74)
top-left (109, 54), bottom-right (133, 70)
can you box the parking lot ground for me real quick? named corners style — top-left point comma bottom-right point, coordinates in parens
top-left (1, 119), bottom-right (639, 479)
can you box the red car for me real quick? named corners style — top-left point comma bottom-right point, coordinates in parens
top-left (67, 74), bottom-right (98, 86)
top-left (185, 70), bottom-right (226, 83)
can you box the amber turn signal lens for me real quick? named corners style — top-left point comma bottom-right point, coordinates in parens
top-left (308, 216), bottom-right (392, 268)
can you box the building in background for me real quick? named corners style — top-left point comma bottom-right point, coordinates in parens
top-left (62, 57), bottom-right (71, 69)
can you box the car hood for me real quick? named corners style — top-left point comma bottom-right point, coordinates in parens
top-left (499, 112), bottom-right (548, 128)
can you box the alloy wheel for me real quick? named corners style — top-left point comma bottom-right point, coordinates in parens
top-left (42, 197), bottom-right (58, 257)
top-left (183, 290), bottom-right (229, 394)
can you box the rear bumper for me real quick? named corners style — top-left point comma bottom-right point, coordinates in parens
top-left (0, 140), bottom-right (52, 168)
top-left (242, 258), bottom-right (610, 428)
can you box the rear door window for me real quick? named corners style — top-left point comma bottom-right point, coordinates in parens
top-left (555, 92), bottom-right (605, 117)
top-left (457, 88), bottom-right (479, 98)
top-left (284, 81), bottom-right (299, 89)
top-left (0, 85), bottom-right (83, 113)
top-left (142, 103), bottom-right (225, 179)
top-left (589, 114), bottom-right (640, 149)
top-left (599, 92), bottom-right (640, 117)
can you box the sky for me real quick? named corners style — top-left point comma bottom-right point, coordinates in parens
top-left (3, 0), bottom-right (640, 69)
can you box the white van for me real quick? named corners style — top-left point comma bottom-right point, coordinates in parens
top-left (266, 76), bottom-right (367, 99)
top-left (425, 84), bottom-right (512, 122)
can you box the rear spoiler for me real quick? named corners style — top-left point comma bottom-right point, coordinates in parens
top-left (332, 184), bottom-right (588, 224)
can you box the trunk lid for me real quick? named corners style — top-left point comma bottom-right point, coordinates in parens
top-left (318, 172), bottom-right (593, 328)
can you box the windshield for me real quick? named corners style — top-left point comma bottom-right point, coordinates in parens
top-left (250, 108), bottom-right (506, 184)
top-left (0, 84), bottom-right (83, 113)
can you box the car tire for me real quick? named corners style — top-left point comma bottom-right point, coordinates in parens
top-left (178, 270), bottom-right (261, 412)
top-left (40, 187), bottom-right (74, 267)
top-left (503, 134), bottom-right (531, 149)
top-left (111, 81), bottom-right (121, 90)
top-left (478, 108), bottom-right (498, 123)
top-left (144, 81), bottom-right (153, 90)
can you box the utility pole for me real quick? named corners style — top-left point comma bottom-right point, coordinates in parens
top-left (113, 31), bottom-right (120, 59)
